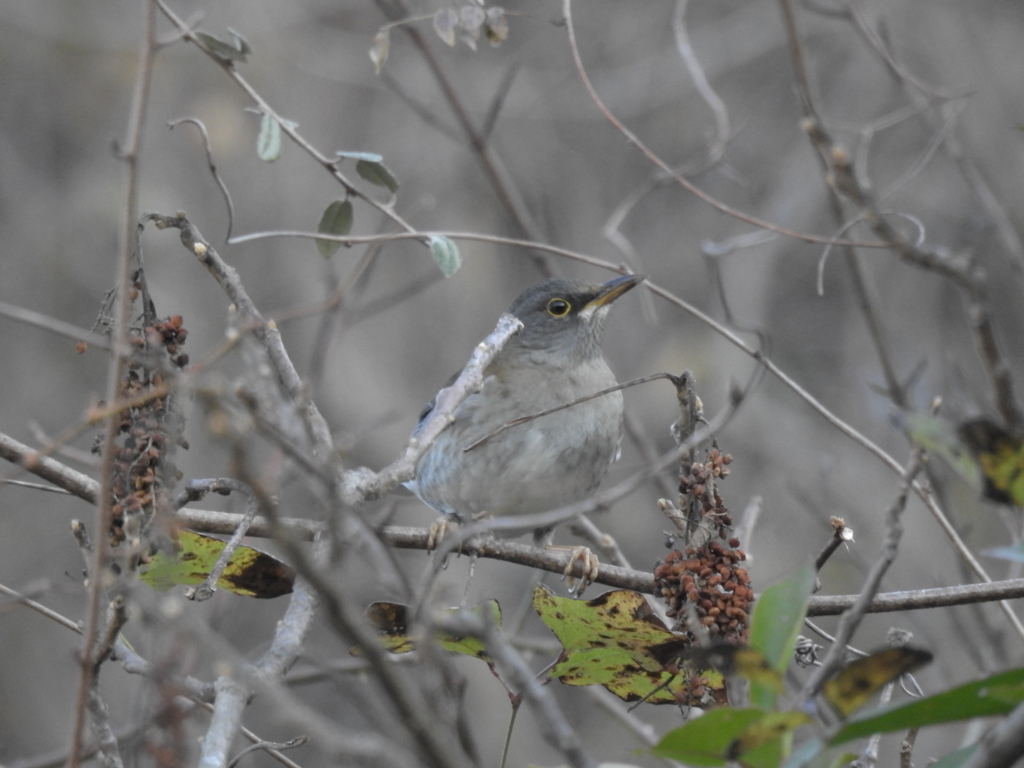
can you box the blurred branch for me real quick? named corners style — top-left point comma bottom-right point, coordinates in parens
top-left (562, 0), bottom-right (889, 249)
top-left (435, 610), bottom-right (596, 768)
top-left (152, 0), bottom-right (419, 234)
top-left (778, 0), bottom-right (1024, 432)
top-left (960, 698), bottom-right (1024, 768)
top-left (373, 0), bottom-right (555, 277)
top-left (84, 683), bottom-right (123, 768)
top-left (246, 480), bottom-right (476, 768)
top-left (180, 479), bottom-right (258, 602)
top-left (672, 0), bottom-right (729, 165)
top-left (194, 539), bottom-right (322, 768)
top-left (0, 300), bottom-right (113, 351)
top-left (837, 2), bottom-right (1024, 275)
top-left (7, 444), bottom-right (1024, 616)
top-left (801, 448), bottom-right (924, 699)
top-left (167, 118), bottom-right (235, 241)
top-left (338, 312), bottom-right (523, 504)
top-left (70, 2), bottom-right (159, 763)
top-left (143, 213), bottom-right (335, 457)
top-left (0, 432), bottom-right (102, 503)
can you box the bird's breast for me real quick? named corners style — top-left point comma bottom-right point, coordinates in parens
top-left (411, 357), bottom-right (625, 520)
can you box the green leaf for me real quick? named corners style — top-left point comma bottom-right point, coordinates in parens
top-left (748, 563), bottom-right (815, 709)
top-left (257, 113), bottom-right (281, 162)
top-left (653, 708), bottom-right (765, 765)
top-left (739, 736), bottom-right (787, 768)
top-left (336, 151), bottom-right (384, 163)
top-left (830, 666), bottom-right (1024, 745)
top-left (429, 235), bottom-right (461, 277)
top-left (533, 585), bottom-right (723, 705)
top-left (316, 200), bottom-right (354, 258)
top-left (356, 159), bottom-right (400, 193)
top-left (138, 530), bottom-right (294, 599)
top-left (195, 31), bottom-right (249, 63)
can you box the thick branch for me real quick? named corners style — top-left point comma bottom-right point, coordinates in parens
top-left (8, 431), bottom-right (1024, 615)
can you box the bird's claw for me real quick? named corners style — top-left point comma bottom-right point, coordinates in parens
top-left (560, 546), bottom-right (599, 597)
top-left (427, 517), bottom-right (459, 560)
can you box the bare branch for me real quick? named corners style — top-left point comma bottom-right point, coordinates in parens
top-left (801, 449), bottom-right (924, 700)
top-left (562, 0), bottom-right (890, 249)
top-left (70, 3), bottom-right (159, 762)
top-left (0, 300), bottom-right (113, 351)
top-left (167, 117), bottom-right (235, 241)
top-left (339, 312), bottom-right (523, 504)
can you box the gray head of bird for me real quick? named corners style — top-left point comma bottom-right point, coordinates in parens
top-left (502, 274), bottom-right (644, 366)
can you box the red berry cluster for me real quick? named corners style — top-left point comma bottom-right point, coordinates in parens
top-left (93, 298), bottom-right (189, 550)
top-left (654, 448), bottom-right (753, 645)
top-left (654, 542), bottom-right (752, 642)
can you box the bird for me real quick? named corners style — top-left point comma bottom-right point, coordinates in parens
top-left (406, 274), bottom-right (643, 590)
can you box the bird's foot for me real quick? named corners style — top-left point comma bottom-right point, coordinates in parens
top-left (427, 516), bottom-right (459, 555)
top-left (552, 545), bottom-right (599, 597)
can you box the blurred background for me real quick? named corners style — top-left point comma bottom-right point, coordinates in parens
top-left (2, 0), bottom-right (1024, 765)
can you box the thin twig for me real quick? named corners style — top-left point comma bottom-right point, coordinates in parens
top-left (8, 433), bottom-right (1024, 613)
top-left (143, 213), bottom-right (335, 456)
top-left (435, 610), bottom-right (596, 768)
top-left (0, 300), bottom-right (114, 351)
top-left (463, 372), bottom-right (676, 452)
top-left (69, 3), bottom-right (158, 764)
top-left (184, 479), bottom-right (259, 601)
top-left (562, 0), bottom-right (888, 249)
top-left (338, 312), bottom-right (523, 504)
top-left (84, 683), bottom-right (123, 768)
top-left (378, 0), bottom-right (555, 276)
top-left (815, 517), bottom-right (854, 573)
top-left (153, 0), bottom-right (418, 237)
top-left (167, 117), bottom-right (235, 241)
top-left (801, 448), bottom-right (924, 700)
top-left (777, 0), bottom-right (1023, 431)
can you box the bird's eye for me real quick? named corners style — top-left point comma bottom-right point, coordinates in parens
top-left (546, 298), bottom-right (571, 317)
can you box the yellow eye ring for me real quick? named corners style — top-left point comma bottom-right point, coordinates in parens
top-left (547, 298), bottom-right (571, 317)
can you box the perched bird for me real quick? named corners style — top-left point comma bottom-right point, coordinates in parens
top-left (406, 274), bottom-right (643, 586)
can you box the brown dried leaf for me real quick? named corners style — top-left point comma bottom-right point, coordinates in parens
top-left (369, 28), bottom-right (390, 74)
top-left (484, 7), bottom-right (509, 46)
top-left (433, 8), bottom-right (458, 47)
top-left (459, 5), bottom-right (485, 49)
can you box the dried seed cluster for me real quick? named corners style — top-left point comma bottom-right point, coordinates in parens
top-left (679, 448), bottom-right (732, 530)
top-left (654, 541), bottom-right (752, 643)
top-left (93, 293), bottom-right (189, 552)
top-left (654, 448), bottom-right (753, 646)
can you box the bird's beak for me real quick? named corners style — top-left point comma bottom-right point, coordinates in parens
top-left (584, 274), bottom-right (645, 311)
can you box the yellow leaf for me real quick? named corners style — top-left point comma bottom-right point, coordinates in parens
top-left (361, 600), bottom-right (501, 660)
top-left (137, 530), bottom-right (294, 599)
top-left (959, 418), bottom-right (1024, 506)
top-left (823, 647), bottom-right (933, 718)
